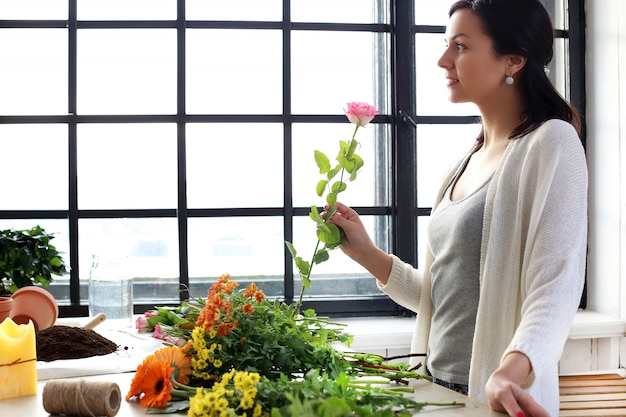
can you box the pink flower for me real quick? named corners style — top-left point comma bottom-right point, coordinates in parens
top-left (152, 323), bottom-right (185, 346)
top-left (153, 323), bottom-right (166, 340)
top-left (344, 102), bottom-right (379, 127)
top-left (135, 315), bottom-right (152, 333)
top-left (163, 335), bottom-right (186, 346)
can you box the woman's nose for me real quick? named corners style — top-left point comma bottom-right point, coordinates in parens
top-left (437, 49), bottom-right (451, 70)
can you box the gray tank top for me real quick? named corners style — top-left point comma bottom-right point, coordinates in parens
top-left (426, 174), bottom-right (491, 385)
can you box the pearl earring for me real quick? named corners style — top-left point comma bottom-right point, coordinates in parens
top-left (505, 75), bottom-right (514, 85)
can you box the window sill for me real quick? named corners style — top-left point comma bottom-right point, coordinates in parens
top-left (568, 310), bottom-right (626, 340)
top-left (340, 310), bottom-right (626, 351)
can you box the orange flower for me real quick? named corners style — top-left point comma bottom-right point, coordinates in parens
top-left (154, 346), bottom-right (192, 385)
top-left (243, 283), bottom-right (259, 298)
top-left (244, 282), bottom-right (265, 303)
top-left (127, 346), bottom-right (192, 408)
top-left (242, 303), bottom-right (255, 315)
top-left (217, 322), bottom-right (232, 337)
top-left (139, 360), bottom-right (174, 408)
top-left (125, 361), bottom-right (147, 401)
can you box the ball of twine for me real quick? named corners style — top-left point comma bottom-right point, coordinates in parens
top-left (43, 379), bottom-right (121, 417)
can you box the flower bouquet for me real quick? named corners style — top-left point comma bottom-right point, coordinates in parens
top-left (127, 104), bottom-right (464, 416)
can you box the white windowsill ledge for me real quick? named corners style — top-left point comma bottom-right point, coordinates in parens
top-left (339, 310), bottom-right (626, 351)
top-left (568, 310), bottom-right (626, 340)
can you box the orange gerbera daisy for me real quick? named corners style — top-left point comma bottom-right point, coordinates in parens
top-left (139, 360), bottom-right (174, 409)
top-left (125, 360), bottom-right (147, 401)
top-left (153, 346), bottom-right (192, 385)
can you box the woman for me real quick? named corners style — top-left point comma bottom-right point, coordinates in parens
top-left (329, 1), bottom-right (587, 416)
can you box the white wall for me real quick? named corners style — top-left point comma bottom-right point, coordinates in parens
top-left (585, 0), bottom-right (626, 318)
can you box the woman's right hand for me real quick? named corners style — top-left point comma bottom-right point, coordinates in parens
top-left (327, 202), bottom-right (393, 283)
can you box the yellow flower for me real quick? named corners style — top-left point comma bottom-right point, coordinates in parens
top-left (240, 395), bottom-right (254, 409)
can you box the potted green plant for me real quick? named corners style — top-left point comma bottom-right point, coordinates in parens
top-left (0, 226), bottom-right (68, 297)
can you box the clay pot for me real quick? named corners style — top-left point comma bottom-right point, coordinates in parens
top-left (0, 296), bottom-right (13, 324)
top-left (10, 286), bottom-right (58, 331)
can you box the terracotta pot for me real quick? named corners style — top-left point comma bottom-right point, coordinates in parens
top-left (10, 286), bottom-right (58, 331)
top-left (0, 296), bottom-right (13, 324)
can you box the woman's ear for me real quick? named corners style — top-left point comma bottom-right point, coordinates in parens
top-left (507, 54), bottom-right (528, 77)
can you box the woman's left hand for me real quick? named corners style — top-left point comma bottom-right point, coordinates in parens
top-left (485, 352), bottom-right (550, 417)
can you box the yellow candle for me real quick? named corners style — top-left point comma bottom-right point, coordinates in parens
top-left (0, 318), bottom-right (37, 400)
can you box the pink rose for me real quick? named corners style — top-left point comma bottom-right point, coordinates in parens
top-left (163, 335), bottom-right (186, 346)
top-left (153, 323), bottom-right (166, 340)
top-left (135, 316), bottom-right (152, 333)
top-left (345, 102), bottom-right (379, 127)
top-left (153, 323), bottom-right (185, 346)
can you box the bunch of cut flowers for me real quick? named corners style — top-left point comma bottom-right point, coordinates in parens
top-left (126, 103), bottom-right (465, 416)
top-left (127, 274), bottom-right (462, 416)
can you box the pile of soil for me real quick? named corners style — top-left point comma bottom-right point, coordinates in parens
top-left (36, 325), bottom-right (119, 362)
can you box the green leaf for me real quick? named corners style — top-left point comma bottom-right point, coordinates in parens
top-left (309, 206), bottom-right (324, 225)
top-left (147, 314), bottom-right (170, 327)
top-left (338, 140), bottom-right (349, 156)
top-left (326, 193), bottom-right (337, 206)
top-left (146, 400), bottom-right (189, 414)
top-left (295, 257), bottom-right (311, 277)
top-left (285, 241), bottom-right (297, 259)
top-left (350, 154), bottom-right (364, 177)
top-left (313, 249), bottom-right (329, 264)
top-left (330, 181), bottom-right (347, 194)
top-left (326, 166), bottom-right (341, 181)
top-left (337, 155), bottom-right (355, 173)
top-left (314, 150), bottom-right (330, 174)
top-left (317, 222), bottom-right (342, 245)
top-left (315, 180), bottom-right (327, 197)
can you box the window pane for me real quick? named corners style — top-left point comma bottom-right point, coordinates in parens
top-left (419, 1), bottom-right (566, 29)
top-left (0, 219), bottom-right (70, 300)
top-left (292, 215), bottom-right (389, 298)
top-left (415, 33), bottom-right (479, 116)
top-left (77, 0), bottom-right (175, 20)
top-left (186, 29), bottom-right (283, 114)
top-left (186, 0), bottom-right (281, 21)
top-left (292, 123), bottom-right (387, 207)
top-left (0, 0), bottom-right (67, 19)
top-left (187, 217), bottom-right (285, 283)
top-left (414, 0), bottom-right (450, 25)
top-left (77, 124), bottom-right (178, 209)
top-left (0, 125), bottom-right (68, 210)
top-left (541, 0), bottom-right (566, 29)
top-left (186, 123), bottom-right (284, 208)
top-left (552, 38), bottom-right (568, 100)
top-left (0, 29), bottom-right (67, 116)
top-left (77, 29), bottom-right (177, 115)
top-left (79, 218), bottom-right (180, 301)
top-left (292, 31), bottom-right (387, 114)
top-left (292, 0), bottom-right (389, 24)
top-left (416, 124), bottom-right (479, 207)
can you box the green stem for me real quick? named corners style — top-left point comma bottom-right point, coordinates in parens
top-left (294, 124), bottom-right (361, 315)
top-left (294, 237), bottom-right (322, 314)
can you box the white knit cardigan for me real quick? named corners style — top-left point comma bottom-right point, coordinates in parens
top-left (379, 119), bottom-right (588, 416)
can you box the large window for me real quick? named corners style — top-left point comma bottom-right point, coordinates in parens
top-left (0, 0), bottom-right (584, 317)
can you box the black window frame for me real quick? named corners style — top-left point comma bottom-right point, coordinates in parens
top-left (0, 0), bottom-right (585, 317)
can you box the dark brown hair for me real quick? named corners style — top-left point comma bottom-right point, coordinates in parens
top-left (449, 0), bottom-right (581, 138)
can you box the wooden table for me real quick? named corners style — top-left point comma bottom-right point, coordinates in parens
top-left (0, 371), bottom-right (505, 416)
